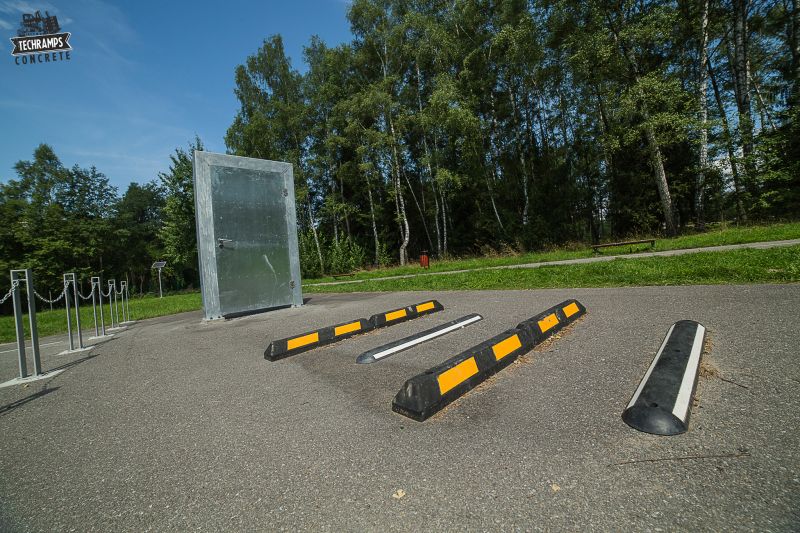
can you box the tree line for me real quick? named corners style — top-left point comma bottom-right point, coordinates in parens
top-left (1, 0), bottom-right (798, 304)
top-left (227, 0), bottom-right (799, 275)
top-left (0, 140), bottom-right (202, 306)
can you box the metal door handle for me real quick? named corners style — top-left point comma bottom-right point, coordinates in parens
top-left (218, 238), bottom-right (233, 249)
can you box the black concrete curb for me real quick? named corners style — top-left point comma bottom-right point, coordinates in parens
top-left (264, 300), bottom-right (444, 361)
top-left (264, 318), bottom-right (373, 361)
top-left (622, 320), bottom-right (707, 435)
top-left (368, 300), bottom-right (444, 329)
top-left (392, 299), bottom-right (587, 421)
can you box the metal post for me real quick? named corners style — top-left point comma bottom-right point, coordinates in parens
top-left (97, 276), bottom-right (107, 336)
top-left (91, 277), bottom-right (99, 337)
top-left (71, 274), bottom-right (84, 349)
top-left (64, 274), bottom-right (75, 351)
top-left (113, 280), bottom-right (120, 325)
top-left (25, 269), bottom-right (42, 375)
top-left (49, 290), bottom-right (53, 311)
top-left (108, 280), bottom-right (116, 328)
top-left (122, 280), bottom-right (131, 323)
top-left (120, 281), bottom-right (127, 323)
top-left (158, 267), bottom-right (163, 298)
top-left (10, 270), bottom-right (28, 379)
top-left (126, 282), bottom-right (132, 321)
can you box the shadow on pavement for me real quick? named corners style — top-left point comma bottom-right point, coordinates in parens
top-left (49, 352), bottom-right (99, 373)
top-left (0, 386), bottom-right (60, 416)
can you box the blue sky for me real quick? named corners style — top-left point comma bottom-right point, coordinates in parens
top-left (0, 0), bottom-right (353, 191)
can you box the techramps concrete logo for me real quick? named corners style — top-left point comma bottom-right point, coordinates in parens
top-left (9, 10), bottom-right (72, 65)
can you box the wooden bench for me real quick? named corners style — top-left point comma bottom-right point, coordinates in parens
top-left (331, 272), bottom-right (356, 280)
top-left (591, 239), bottom-right (656, 253)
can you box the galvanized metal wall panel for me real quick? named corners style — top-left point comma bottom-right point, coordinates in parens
top-left (193, 151), bottom-right (302, 319)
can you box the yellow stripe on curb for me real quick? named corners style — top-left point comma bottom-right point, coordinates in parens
top-left (492, 334), bottom-right (522, 361)
top-left (385, 309), bottom-right (407, 322)
top-left (287, 332), bottom-right (319, 350)
top-left (437, 357), bottom-right (479, 395)
top-left (416, 301), bottom-right (435, 313)
top-left (334, 321), bottom-right (362, 336)
top-left (538, 313), bottom-right (559, 333)
top-left (563, 302), bottom-right (580, 318)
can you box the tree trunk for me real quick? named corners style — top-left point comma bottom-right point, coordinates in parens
top-left (308, 204), bottom-right (324, 274)
top-left (402, 167), bottom-right (434, 252)
top-left (432, 180), bottom-right (442, 256)
top-left (366, 172), bottom-right (380, 266)
top-left (440, 187), bottom-right (448, 256)
top-left (508, 83), bottom-right (531, 227)
top-left (596, 93), bottom-right (614, 242)
top-left (732, 0), bottom-right (756, 196)
top-left (696, 0), bottom-right (710, 230)
top-left (415, 62), bottom-right (442, 257)
top-left (382, 41), bottom-right (409, 266)
top-left (791, 0), bottom-right (799, 109)
top-left (609, 18), bottom-right (677, 235)
top-left (709, 60), bottom-right (746, 221)
top-left (340, 172), bottom-right (350, 238)
top-left (747, 68), bottom-right (776, 131)
top-left (487, 92), bottom-right (506, 231)
top-left (644, 127), bottom-right (676, 235)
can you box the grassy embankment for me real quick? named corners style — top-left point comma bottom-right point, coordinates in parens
top-left (304, 245), bottom-right (800, 293)
top-left (1, 222), bottom-right (798, 342)
top-left (304, 221), bottom-right (800, 284)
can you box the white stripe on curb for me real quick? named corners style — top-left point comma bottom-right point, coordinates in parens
top-left (372, 314), bottom-right (483, 361)
top-left (672, 324), bottom-right (706, 420)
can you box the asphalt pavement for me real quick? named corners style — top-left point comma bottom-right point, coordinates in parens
top-left (0, 285), bottom-right (798, 531)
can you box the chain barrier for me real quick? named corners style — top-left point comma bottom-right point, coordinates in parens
top-left (100, 286), bottom-right (113, 298)
top-left (0, 280), bottom-right (18, 305)
top-left (77, 284), bottom-right (96, 300)
top-left (33, 283), bottom-right (68, 305)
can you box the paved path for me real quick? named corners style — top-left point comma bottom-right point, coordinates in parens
top-left (1, 286), bottom-right (798, 531)
top-left (305, 238), bottom-right (800, 287)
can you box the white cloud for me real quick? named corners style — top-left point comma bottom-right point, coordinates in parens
top-left (0, 17), bottom-right (12, 29)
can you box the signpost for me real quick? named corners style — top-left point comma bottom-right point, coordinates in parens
top-left (151, 261), bottom-right (166, 298)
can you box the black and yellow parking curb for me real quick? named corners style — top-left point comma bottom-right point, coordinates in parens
top-left (264, 318), bottom-right (373, 361)
top-left (264, 300), bottom-right (444, 361)
top-left (515, 299), bottom-right (586, 344)
top-left (392, 300), bottom-right (587, 421)
top-left (369, 300), bottom-right (444, 329)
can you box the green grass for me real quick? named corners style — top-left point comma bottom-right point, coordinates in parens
top-left (305, 245), bottom-right (800, 293)
top-left (304, 221), bottom-right (800, 284)
top-left (0, 291), bottom-right (202, 344)
top-left (3, 224), bottom-right (797, 343)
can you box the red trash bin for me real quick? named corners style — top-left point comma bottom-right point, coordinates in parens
top-left (420, 251), bottom-right (429, 269)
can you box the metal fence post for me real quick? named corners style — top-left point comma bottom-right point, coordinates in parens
top-left (120, 280), bottom-right (127, 323)
top-left (10, 269), bottom-right (42, 379)
top-left (108, 280), bottom-right (116, 329)
top-left (113, 280), bottom-right (120, 325)
top-left (10, 270), bottom-right (28, 379)
top-left (25, 269), bottom-right (42, 375)
top-left (71, 274), bottom-right (84, 349)
top-left (64, 273), bottom-right (75, 351)
top-left (91, 277), bottom-right (99, 337)
top-left (126, 281), bottom-right (132, 322)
